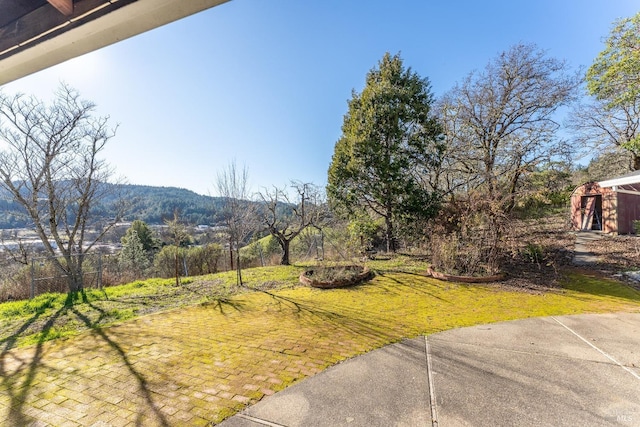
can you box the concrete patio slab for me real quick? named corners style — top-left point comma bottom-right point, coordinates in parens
top-left (573, 231), bottom-right (603, 265)
top-left (219, 314), bottom-right (640, 427)
top-left (550, 312), bottom-right (640, 373)
top-left (429, 328), bottom-right (640, 426)
top-left (220, 338), bottom-right (432, 426)
top-left (426, 316), bottom-right (613, 363)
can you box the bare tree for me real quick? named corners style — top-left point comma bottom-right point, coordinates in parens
top-left (574, 146), bottom-right (635, 183)
top-left (163, 210), bottom-right (190, 286)
top-left (439, 44), bottom-right (580, 212)
top-left (259, 181), bottom-right (323, 265)
top-left (0, 84), bottom-right (125, 293)
top-left (568, 98), bottom-right (640, 170)
top-left (216, 161), bottom-right (257, 285)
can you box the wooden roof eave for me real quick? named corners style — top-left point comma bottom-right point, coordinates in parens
top-left (48, 0), bottom-right (74, 16)
top-left (598, 176), bottom-right (640, 196)
top-left (0, 0), bottom-right (231, 86)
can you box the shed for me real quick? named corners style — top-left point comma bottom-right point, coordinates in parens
top-left (571, 171), bottom-right (640, 234)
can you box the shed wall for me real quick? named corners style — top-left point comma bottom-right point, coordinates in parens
top-left (602, 190), bottom-right (617, 233)
top-left (615, 188), bottom-right (640, 234)
top-left (570, 190), bottom-right (581, 230)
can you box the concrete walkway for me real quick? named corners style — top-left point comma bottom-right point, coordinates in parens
top-left (219, 313), bottom-right (640, 427)
top-left (573, 231), bottom-right (603, 265)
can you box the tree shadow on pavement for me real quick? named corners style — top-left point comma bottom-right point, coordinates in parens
top-left (255, 289), bottom-right (399, 343)
top-left (0, 292), bottom-right (170, 427)
top-left (0, 295), bottom-right (72, 426)
top-left (202, 294), bottom-right (247, 316)
top-left (373, 271), bottom-right (452, 303)
top-left (72, 302), bottom-right (170, 427)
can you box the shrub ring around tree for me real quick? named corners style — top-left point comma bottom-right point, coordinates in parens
top-left (425, 267), bottom-right (506, 283)
top-left (299, 265), bottom-right (374, 289)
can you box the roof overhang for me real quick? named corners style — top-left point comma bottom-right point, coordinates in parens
top-left (0, 0), bottom-right (230, 86)
top-left (599, 173), bottom-right (640, 196)
top-left (599, 173), bottom-right (640, 188)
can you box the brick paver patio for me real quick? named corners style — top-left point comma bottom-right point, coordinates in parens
top-left (0, 286), bottom-right (403, 426)
top-left (1, 272), bottom-right (639, 426)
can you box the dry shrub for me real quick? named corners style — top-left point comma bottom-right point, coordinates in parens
top-left (321, 224), bottom-right (365, 262)
top-left (1, 262), bottom-right (68, 301)
top-left (11, 263), bottom-right (69, 299)
top-left (305, 265), bottom-right (364, 282)
top-left (429, 195), bottom-right (508, 276)
top-left (0, 269), bottom-right (29, 301)
top-left (0, 255), bottom-right (109, 302)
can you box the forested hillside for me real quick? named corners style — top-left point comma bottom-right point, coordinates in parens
top-left (119, 184), bottom-right (227, 225)
top-left (0, 184), bottom-right (228, 228)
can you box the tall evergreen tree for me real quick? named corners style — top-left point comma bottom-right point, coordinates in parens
top-left (121, 220), bottom-right (158, 253)
top-left (327, 52), bottom-right (443, 252)
top-left (119, 230), bottom-right (149, 277)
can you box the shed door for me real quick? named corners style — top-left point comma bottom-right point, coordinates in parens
top-left (581, 195), bottom-right (602, 231)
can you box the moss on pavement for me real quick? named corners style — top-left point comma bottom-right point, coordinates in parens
top-left (1, 264), bottom-right (639, 425)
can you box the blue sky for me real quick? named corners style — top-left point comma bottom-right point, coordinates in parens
top-left (2, 0), bottom-right (638, 195)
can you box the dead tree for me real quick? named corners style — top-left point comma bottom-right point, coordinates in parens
top-left (260, 182), bottom-right (322, 266)
top-left (216, 161), bottom-right (257, 285)
top-left (0, 84), bottom-right (126, 293)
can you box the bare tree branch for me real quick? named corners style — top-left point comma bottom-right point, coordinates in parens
top-left (438, 43), bottom-right (580, 212)
top-left (0, 83), bottom-right (126, 292)
top-left (216, 161), bottom-right (257, 285)
top-left (259, 181), bottom-right (324, 266)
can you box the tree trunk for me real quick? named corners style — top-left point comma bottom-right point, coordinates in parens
top-left (385, 215), bottom-right (396, 253)
top-left (236, 252), bottom-right (243, 285)
top-left (634, 154), bottom-right (640, 171)
top-left (505, 170), bottom-right (522, 213)
top-left (280, 239), bottom-right (291, 265)
top-left (67, 273), bottom-right (84, 293)
top-left (174, 251), bottom-right (180, 286)
top-left (66, 255), bottom-right (84, 293)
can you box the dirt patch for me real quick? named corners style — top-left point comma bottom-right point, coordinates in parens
top-left (583, 234), bottom-right (640, 270)
top-left (496, 214), bottom-right (640, 290)
top-left (580, 234), bottom-right (640, 290)
top-left (496, 214), bottom-right (575, 290)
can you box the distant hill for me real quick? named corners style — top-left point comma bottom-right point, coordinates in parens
top-left (0, 183), bottom-right (230, 228)
top-left (118, 184), bottom-right (227, 225)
